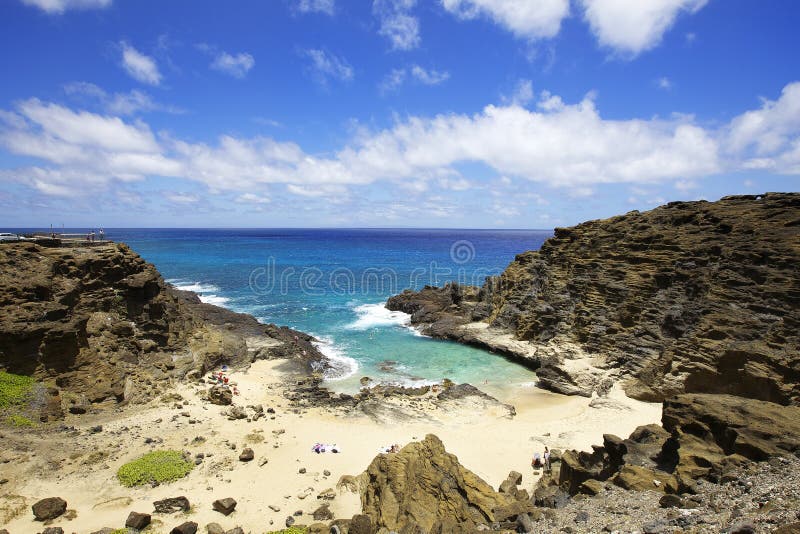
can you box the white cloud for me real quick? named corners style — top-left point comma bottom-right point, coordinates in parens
top-left (725, 82), bottom-right (800, 174)
top-left (410, 65), bottom-right (450, 85)
top-left (297, 0), bottom-right (334, 15)
top-left (303, 49), bottom-right (354, 85)
top-left (165, 192), bottom-right (199, 204)
top-left (21, 0), bottom-right (110, 14)
top-left (374, 0), bottom-right (421, 50)
top-left (380, 65), bottom-right (450, 93)
top-left (4, 82), bottom-right (800, 203)
top-left (236, 193), bottom-right (271, 204)
top-left (656, 77), bottom-right (672, 90)
top-left (441, 0), bottom-right (570, 40)
top-left (211, 51), bottom-right (255, 78)
top-left (580, 0), bottom-right (709, 56)
top-left (64, 82), bottom-right (181, 115)
top-left (119, 42), bottom-right (162, 86)
top-left (502, 79), bottom-right (535, 106)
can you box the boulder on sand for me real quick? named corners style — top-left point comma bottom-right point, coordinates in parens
top-left (32, 497), bottom-right (67, 521)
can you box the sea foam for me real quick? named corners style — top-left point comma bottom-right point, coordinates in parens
top-left (313, 336), bottom-right (359, 381)
top-left (347, 303), bottom-right (412, 330)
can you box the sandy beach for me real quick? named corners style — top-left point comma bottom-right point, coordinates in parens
top-left (0, 358), bottom-right (661, 533)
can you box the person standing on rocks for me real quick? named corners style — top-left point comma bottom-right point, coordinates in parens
top-left (544, 447), bottom-right (551, 473)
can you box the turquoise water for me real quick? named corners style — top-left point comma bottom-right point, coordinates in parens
top-left (91, 229), bottom-right (551, 392)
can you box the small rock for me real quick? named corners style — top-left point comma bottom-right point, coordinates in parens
top-left (285, 516), bottom-right (295, 527)
top-left (169, 521), bottom-right (198, 534)
top-left (126, 511), bottom-right (152, 530)
top-left (299, 467), bottom-right (306, 474)
top-left (239, 448), bottom-right (254, 462)
top-left (212, 498), bottom-right (237, 516)
top-left (90, 425), bottom-right (103, 433)
top-left (575, 511), bottom-right (589, 523)
top-left (225, 528), bottom-right (244, 534)
top-left (41, 528), bottom-right (64, 534)
top-left (659, 494), bottom-right (683, 508)
top-left (32, 497), bottom-right (67, 521)
top-left (206, 523), bottom-right (225, 534)
top-left (323, 469), bottom-right (331, 476)
top-left (154, 496), bottom-right (191, 513)
top-left (259, 457), bottom-right (269, 467)
top-left (729, 523), bottom-right (757, 534)
top-left (269, 505), bottom-right (281, 512)
top-left (312, 503), bottom-right (334, 521)
top-left (294, 510), bottom-right (303, 516)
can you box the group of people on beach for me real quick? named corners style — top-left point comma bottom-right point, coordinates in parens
top-left (532, 446), bottom-right (551, 473)
top-left (213, 365), bottom-right (239, 396)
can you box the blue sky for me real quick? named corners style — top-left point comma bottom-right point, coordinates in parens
top-left (0, 0), bottom-right (798, 228)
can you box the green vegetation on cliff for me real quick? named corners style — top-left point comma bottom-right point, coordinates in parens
top-left (117, 450), bottom-right (194, 487)
top-left (0, 371), bottom-right (35, 409)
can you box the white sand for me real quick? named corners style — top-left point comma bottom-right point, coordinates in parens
top-left (0, 359), bottom-right (661, 533)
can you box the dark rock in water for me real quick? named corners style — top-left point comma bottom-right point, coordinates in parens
top-left (238, 448), bottom-right (254, 462)
top-left (208, 386), bottom-right (233, 406)
top-left (169, 521), bottom-right (198, 534)
top-left (32, 497), bottom-right (67, 521)
top-left (357, 434), bottom-right (517, 532)
top-left (153, 496), bottom-right (190, 513)
top-left (126, 511), bottom-right (152, 530)
top-left (212, 498), bottom-right (237, 516)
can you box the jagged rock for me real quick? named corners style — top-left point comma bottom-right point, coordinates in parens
top-left (208, 386), bottom-right (233, 406)
top-left (498, 470), bottom-right (522, 495)
top-left (387, 194), bottom-right (800, 404)
top-left (153, 496), bottom-right (190, 513)
top-left (126, 511), bottom-right (152, 529)
top-left (169, 521), bottom-right (198, 534)
top-left (0, 242), bottom-right (328, 410)
top-left (358, 434), bottom-right (516, 532)
top-left (212, 498), bottom-right (237, 516)
top-left (32, 497), bottom-right (67, 521)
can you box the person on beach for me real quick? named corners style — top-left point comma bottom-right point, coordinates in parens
top-left (544, 447), bottom-right (551, 473)
top-left (99, 228), bottom-right (105, 241)
top-left (532, 452), bottom-right (542, 469)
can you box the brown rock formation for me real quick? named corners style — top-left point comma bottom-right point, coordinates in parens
top-left (388, 193), bottom-right (800, 404)
top-left (551, 393), bottom-right (800, 497)
top-left (357, 434), bottom-right (532, 532)
top-left (0, 242), bottom-right (325, 412)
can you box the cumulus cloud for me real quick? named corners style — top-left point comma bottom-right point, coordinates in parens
top-left (296, 0), bottom-right (334, 14)
top-left (725, 81), bottom-right (800, 174)
top-left (21, 0), bottom-right (110, 14)
top-left (210, 51), bottom-right (255, 78)
top-left (374, 0), bottom-right (421, 50)
top-left (501, 79), bottom-right (535, 106)
top-left (580, 0), bottom-right (709, 56)
top-left (441, 0), bottom-right (570, 40)
top-left (3, 82), bottom-right (800, 204)
top-left (303, 49), bottom-right (354, 85)
top-left (119, 42), bottom-right (162, 85)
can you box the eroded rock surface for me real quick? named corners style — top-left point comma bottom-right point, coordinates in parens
top-left (388, 193), bottom-right (800, 403)
top-left (0, 242), bottom-right (326, 415)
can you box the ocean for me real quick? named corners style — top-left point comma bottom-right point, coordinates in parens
top-left (21, 228), bottom-right (552, 393)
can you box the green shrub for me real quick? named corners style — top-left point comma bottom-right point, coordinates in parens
top-left (265, 528), bottom-right (307, 534)
top-left (116, 450), bottom-right (194, 487)
top-left (0, 371), bottom-right (35, 409)
top-left (5, 414), bottom-right (35, 427)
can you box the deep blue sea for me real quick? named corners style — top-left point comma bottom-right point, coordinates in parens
top-left (11, 228), bottom-right (551, 393)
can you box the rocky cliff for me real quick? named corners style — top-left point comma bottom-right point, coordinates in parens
top-left (388, 193), bottom-right (800, 404)
top-left (0, 241), bottom-right (324, 415)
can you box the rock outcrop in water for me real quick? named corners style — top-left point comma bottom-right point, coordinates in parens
top-left (0, 241), bottom-right (324, 414)
top-left (388, 193), bottom-right (800, 404)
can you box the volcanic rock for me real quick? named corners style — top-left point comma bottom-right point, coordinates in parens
top-left (32, 497), bottom-right (67, 521)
